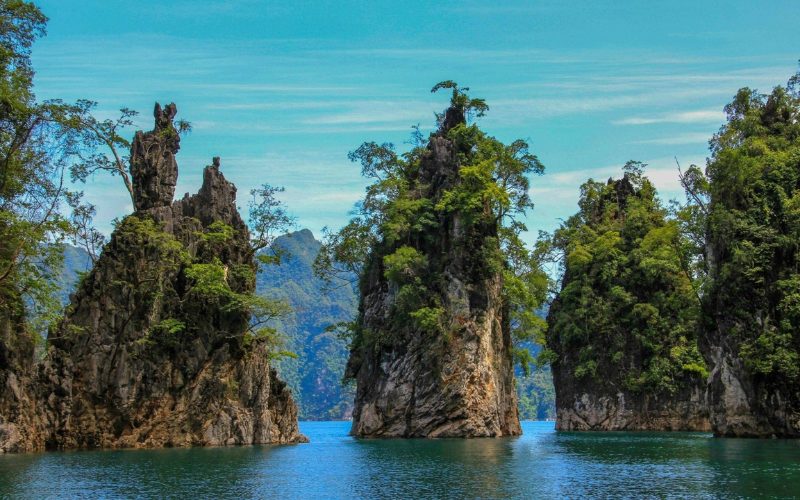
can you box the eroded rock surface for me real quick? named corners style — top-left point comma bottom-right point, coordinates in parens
top-left (702, 313), bottom-right (800, 437)
top-left (0, 307), bottom-right (47, 453)
top-left (1, 103), bottom-right (305, 452)
top-left (552, 378), bottom-right (710, 432)
top-left (130, 103), bottom-right (180, 212)
top-left (346, 106), bottom-right (521, 438)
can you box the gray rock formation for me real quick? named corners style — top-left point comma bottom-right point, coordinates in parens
top-left (552, 377), bottom-right (710, 432)
top-left (702, 306), bottom-right (800, 437)
top-left (130, 103), bottom-right (180, 212)
top-left (0, 307), bottom-right (47, 453)
top-left (346, 105), bottom-right (521, 438)
top-left (1, 102), bottom-right (305, 452)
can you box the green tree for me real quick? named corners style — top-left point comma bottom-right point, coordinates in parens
top-left (545, 162), bottom-right (706, 394)
top-left (703, 71), bottom-right (800, 380)
top-left (0, 0), bottom-right (82, 331)
top-left (315, 81), bottom-right (547, 369)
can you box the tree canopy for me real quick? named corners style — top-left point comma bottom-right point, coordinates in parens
top-left (700, 72), bottom-right (800, 380)
top-left (545, 162), bottom-right (706, 394)
top-left (0, 0), bottom-right (79, 330)
top-left (315, 81), bottom-right (547, 370)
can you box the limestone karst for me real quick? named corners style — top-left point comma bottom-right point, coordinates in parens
top-left (545, 170), bottom-right (710, 431)
top-left (344, 94), bottom-right (524, 438)
top-left (0, 103), bottom-right (306, 452)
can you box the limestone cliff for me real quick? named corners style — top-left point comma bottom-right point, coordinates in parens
top-left (1, 103), bottom-right (305, 451)
top-left (701, 322), bottom-right (800, 437)
top-left (550, 364), bottom-right (709, 431)
top-left (702, 234), bottom-right (800, 437)
top-left (346, 105), bottom-right (521, 438)
top-left (0, 302), bottom-right (47, 452)
top-left (546, 173), bottom-right (710, 432)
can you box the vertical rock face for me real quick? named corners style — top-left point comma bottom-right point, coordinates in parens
top-left (547, 174), bottom-right (710, 432)
top-left (130, 103), bottom-right (180, 212)
top-left (347, 108), bottom-right (521, 438)
top-left (0, 305), bottom-right (46, 453)
top-left (702, 245), bottom-right (800, 438)
top-left (33, 103), bottom-right (305, 450)
top-left (550, 363), bottom-right (709, 431)
top-left (701, 323), bottom-right (799, 437)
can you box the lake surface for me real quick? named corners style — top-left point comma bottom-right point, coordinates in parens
top-left (1, 421), bottom-right (799, 498)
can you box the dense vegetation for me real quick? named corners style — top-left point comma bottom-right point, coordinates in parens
top-left (545, 161), bottom-right (706, 395)
top-left (700, 74), bottom-right (800, 381)
top-left (316, 81), bottom-right (549, 371)
top-left (259, 230), bottom-right (357, 419)
top-left (516, 365), bottom-right (556, 420)
top-left (0, 1), bottom-right (75, 335)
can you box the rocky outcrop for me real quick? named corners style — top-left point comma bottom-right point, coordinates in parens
top-left (130, 103), bottom-right (180, 212)
top-left (552, 373), bottom-right (709, 432)
top-left (701, 328), bottom-right (799, 437)
top-left (346, 105), bottom-right (521, 438)
top-left (702, 272), bottom-right (800, 437)
top-left (0, 305), bottom-right (47, 453)
top-left (1, 103), bottom-right (305, 452)
top-left (546, 174), bottom-right (710, 432)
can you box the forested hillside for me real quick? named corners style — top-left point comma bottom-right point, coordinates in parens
top-left (257, 229), bottom-right (358, 420)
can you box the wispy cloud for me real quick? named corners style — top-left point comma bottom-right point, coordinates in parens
top-left (487, 88), bottom-right (729, 122)
top-left (613, 109), bottom-right (724, 125)
top-left (300, 101), bottom-right (434, 125)
top-left (633, 133), bottom-right (712, 145)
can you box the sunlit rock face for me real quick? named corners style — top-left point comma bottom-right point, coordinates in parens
top-left (346, 106), bottom-right (521, 438)
top-left (2, 103), bottom-right (305, 452)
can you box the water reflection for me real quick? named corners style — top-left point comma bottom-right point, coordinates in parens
top-left (351, 436), bottom-right (518, 498)
top-left (705, 437), bottom-right (800, 498)
top-left (1, 421), bottom-right (799, 499)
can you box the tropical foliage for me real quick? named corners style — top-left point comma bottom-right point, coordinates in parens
top-left (700, 73), bottom-right (800, 380)
top-left (315, 82), bottom-right (548, 370)
top-left (545, 162), bottom-right (706, 394)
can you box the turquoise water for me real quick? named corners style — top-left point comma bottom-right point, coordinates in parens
top-left (1, 421), bottom-right (799, 498)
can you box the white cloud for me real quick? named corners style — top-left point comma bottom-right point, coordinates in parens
top-left (614, 109), bottom-right (724, 125)
top-left (301, 101), bottom-right (434, 126)
top-left (633, 133), bottom-right (713, 145)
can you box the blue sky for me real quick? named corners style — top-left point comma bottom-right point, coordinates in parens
top-left (32, 0), bottom-right (800, 241)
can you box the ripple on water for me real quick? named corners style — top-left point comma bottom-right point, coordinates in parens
top-left (1, 421), bottom-right (799, 499)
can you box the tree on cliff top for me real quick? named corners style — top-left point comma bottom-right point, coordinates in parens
top-left (315, 81), bottom-right (548, 370)
top-left (544, 161), bottom-right (706, 394)
top-left (698, 71), bottom-right (800, 381)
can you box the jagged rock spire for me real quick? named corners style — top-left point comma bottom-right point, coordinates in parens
top-left (130, 102), bottom-right (180, 212)
top-left (441, 106), bottom-right (466, 132)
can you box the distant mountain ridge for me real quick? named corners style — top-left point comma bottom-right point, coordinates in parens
top-left (258, 229), bottom-right (357, 420)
